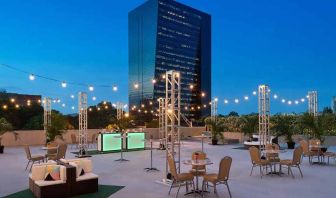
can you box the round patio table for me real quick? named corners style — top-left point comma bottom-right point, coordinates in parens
top-left (309, 145), bottom-right (328, 165)
top-left (183, 159), bottom-right (213, 196)
top-left (263, 149), bottom-right (284, 176)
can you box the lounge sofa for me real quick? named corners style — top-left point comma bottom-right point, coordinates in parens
top-left (29, 163), bottom-right (68, 198)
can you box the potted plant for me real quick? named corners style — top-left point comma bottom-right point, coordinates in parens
top-left (0, 117), bottom-right (17, 154)
top-left (271, 114), bottom-right (296, 149)
top-left (240, 114), bottom-right (258, 142)
top-left (205, 117), bottom-right (225, 145)
top-left (46, 113), bottom-right (68, 143)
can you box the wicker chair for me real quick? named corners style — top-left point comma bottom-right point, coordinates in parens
top-left (24, 145), bottom-right (45, 171)
top-left (265, 143), bottom-right (280, 162)
top-left (167, 154), bottom-right (195, 198)
top-left (49, 144), bottom-right (68, 161)
top-left (323, 152), bottom-right (336, 164)
top-left (280, 146), bottom-right (303, 178)
top-left (202, 156), bottom-right (232, 198)
top-left (190, 151), bottom-right (207, 176)
top-left (249, 146), bottom-right (271, 178)
top-left (300, 140), bottom-right (319, 164)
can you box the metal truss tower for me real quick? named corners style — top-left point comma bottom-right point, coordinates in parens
top-left (116, 102), bottom-right (124, 120)
top-left (165, 70), bottom-right (181, 175)
top-left (308, 91), bottom-right (318, 116)
top-left (158, 98), bottom-right (166, 149)
top-left (43, 97), bottom-right (52, 132)
top-left (211, 98), bottom-right (218, 122)
top-left (258, 85), bottom-right (270, 151)
top-left (78, 92), bottom-right (88, 156)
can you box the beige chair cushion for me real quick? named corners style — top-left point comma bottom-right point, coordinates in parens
top-left (77, 173), bottom-right (98, 181)
top-left (203, 173), bottom-right (219, 183)
top-left (176, 173), bottom-right (194, 182)
top-left (31, 165), bottom-right (66, 181)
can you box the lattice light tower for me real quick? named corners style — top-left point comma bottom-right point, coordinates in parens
top-left (78, 92), bottom-right (88, 156)
top-left (165, 70), bottom-right (181, 174)
top-left (158, 98), bottom-right (166, 149)
top-left (116, 102), bottom-right (124, 120)
top-left (211, 97), bottom-right (218, 122)
top-left (43, 97), bottom-right (52, 132)
top-left (258, 85), bottom-right (270, 151)
top-left (308, 91), bottom-right (318, 116)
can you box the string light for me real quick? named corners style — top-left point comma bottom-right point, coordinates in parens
top-left (88, 85), bottom-right (94, 92)
top-left (92, 96), bottom-right (96, 101)
top-left (15, 104), bottom-right (19, 108)
top-left (152, 79), bottom-right (156, 84)
top-left (189, 85), bottom-right (194, 89)
top-left (301, 98), bottom-right (305, 102)
top-left (134, 83), bottom-right (139, 89)
top-left (29, 74), bottom-right (35, 81)
top-left (214, 98), bottom-right (218, 102)
top-left (224, 99), bottom-right (229, 104)
top-left (288, 101), bottom-right (292, 105)
top-left (71, 106), bottom-right (75, 110)
top-left (97, 107), bottom-right (101, 111)
top-left (295, 100), bottom-right (299, 105)
top-left (201, 92), bottom-right (206, 97)
top-left (62, 103), bottom-right (66, 107)
top-left (281, 99), bottom-right (286, 103)
top-left (273, 94), bottom-right (278, 99)
top-left (113, 86), bottom-right (118, 91)
top-left (61, 81), bottom-right (67, 88)
top-left (244, 96), bottom-right (249, 100)
top-left (3, 105), bottom-right (8, 109)
top-left (234, 99), bottom-right (239, 104)
top-left (252, 91), bottom-right (257, 95)
top-left (10, 98), bottom-right (15, 103)
top-left (71, 95), bottom-right (75, 99)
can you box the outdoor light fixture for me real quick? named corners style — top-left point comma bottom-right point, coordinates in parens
top-left (301, 98), bottom-right (305, 102)
top-left (92, 96), bottom-right (96, 101)
top-left (97, 107), bottom-right (101, 111)
top-left (252, 91), bottom-right (257, 95)
top-left (235, 99), bottom-right (239, 103)
top-left (125, 113), bottom-right (129, 117)
top-left (89, 108), bottom-right (92, 111)
top-left (282, 99), bottom-right (286, 103)
top-left (224, 99), bottom-right (228, 104)
top-left (244, 96), bottom-right (249, 100)
top-left (201, 92), bottom-right (206, 97)
top-left (295, 100), bottom-right (299, 104)
top-left (113, 86), bottom-right (118, 91)
top-left (29, 74), bottom-right (35, 81)
top-left (189, 85), bottom-right (194, 89)
top-left (134, 83), bottom-right (139, 89)
top-left (10, 98), bottom-right (15, 103)
top-left (3, 105), bottom-right (8, 109)
top-left (88, 85), bottom-right (94, 91)
top-left (273, 94), bottom-right (278, 99)
top-left (288, 101), bottom-right (292, 105)
top-left (71, 95), bottom-right (75, 99)
top-left (62, 103), bottom-right (66, 107)
top-left (103, 101), bottom-right (107, 105)
top-left (61, 81), bottom-right (67, 88)
top-left (71, 106), bottom-right (75, 110)
top-left (15, 104), bottom-right (19, 108)
top-left (214, 98), bottom-right (218, 102)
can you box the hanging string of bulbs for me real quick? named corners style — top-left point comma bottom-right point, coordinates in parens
top-left (1, 63), bottom-right (309, 113)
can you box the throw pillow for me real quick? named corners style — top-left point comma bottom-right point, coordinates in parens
top-left (44, 165), bottom-right (61, 181)
top-left (72, 161), bottom-right (85, 177)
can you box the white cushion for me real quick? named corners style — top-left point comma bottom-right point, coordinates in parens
top-left (35, 180), bottom-right (66, 187)
top-left (60, 158), bottom-right (89, 163)
top-left (77, 173), bottom-right (98, 181)
top-left (31, 165), bottom-right (66, 181)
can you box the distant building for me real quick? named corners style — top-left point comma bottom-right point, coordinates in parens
top-left (332, 96), bottom-right (336, 114)
top-left (0, 92), bottom-right (41, 106)
top-left (128, 0), bottom-right (211, 120)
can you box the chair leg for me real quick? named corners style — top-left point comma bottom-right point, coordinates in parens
top-left (226, 181), bottom-right (232, 198)
top-left (168, 181), bottom-right (174, 195)
top-left (250, 165), bottom-right (254, 176)
top-left (185, 181), bottom-right (189, 192)
top-left (298, 166), bottom-right (303, 178)
top-left (259, 166), bottom-right (263, 179)
top-left (176, 183), bottom-right (181, 198)
top-left (289, 167), bottom-right (294, 179)
top-left (25, 160), bottom-right (31, 171)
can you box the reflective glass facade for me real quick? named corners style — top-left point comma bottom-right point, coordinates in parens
top-left (129, 0), bottom-right (211, 120)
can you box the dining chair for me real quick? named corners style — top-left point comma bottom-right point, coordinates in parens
top-left (167, 153), bottom-right (195, 198)
top-left (24, 145), bottom-right (45, 171)
top-left (299, 140), bottom-right (319, 164)
top-left (249, 146), bottom-right (271, 178)
top-left (202, 156), bottom-right (233, 198)
top-left (280, 146), bottom-right (303, 178)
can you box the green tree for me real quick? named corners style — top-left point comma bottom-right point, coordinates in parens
top-left (205, 117), bottom-right (226, 144)
top-left (0, 118), bottom-right (17, 147)
top-left (240, 114), bottom-right (258, 140)
top-left (271, 114), bottom-right (297, 143)
top-left (46, 113), bottom-right (68, 142)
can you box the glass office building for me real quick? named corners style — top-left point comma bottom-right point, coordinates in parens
top-left (129, 0), bottom-right (211, 120)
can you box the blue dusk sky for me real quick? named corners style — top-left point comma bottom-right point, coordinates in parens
top-left (0, 0), bottom-right (335, 115)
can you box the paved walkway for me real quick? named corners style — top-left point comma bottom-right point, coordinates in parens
top-left (1, 141), bottom-right (335, 198)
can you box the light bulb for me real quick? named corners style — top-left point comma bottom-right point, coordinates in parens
top-left (273, 94), bottom-right (278, 99)
top-left (61, 81), bottom-right (67, 88)
top-left (224, 100), bottom-right (228, 104)
top-left (252, 91), bottom-right (257, 95)
top-left (244, 96), bottom-right (249, 100)
top-left (88, 85), bottom-right (94, 92)
top-left (113, 86), bottom-right (118, 91)
top-left (235, 99), bottom-right (239, 103)
top-left (29, 74), bottom-right (35, 81)
top-left (92, 96), bottom-right (96, 101)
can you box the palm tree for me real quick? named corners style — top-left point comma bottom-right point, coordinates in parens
top-left (240, 114), bottom-right (258, 141)
top-left (271, 114), bottom-right (297, 148)
top-left (0, 118), bottom-right (17, 153)
top-left (205, 117), bottom-right (226, 145)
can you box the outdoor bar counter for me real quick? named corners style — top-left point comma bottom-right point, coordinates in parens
top-left (97, 132), bottom-right (145, 152)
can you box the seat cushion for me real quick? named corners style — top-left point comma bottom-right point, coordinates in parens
top-left (31, 155), bottom-right (45, 160)
top-left (203, 173), bottom-right (218, 183)
top-left (35, 179), bottom-right (65, 187)
top-left (176, 173), bottom-right (194, 182)
top-left (77, 173), bottom-right (99, 181)
top-left (44, 165), bottom-right (61, 181)
top-left (280, 159), bottom-right (292, 165)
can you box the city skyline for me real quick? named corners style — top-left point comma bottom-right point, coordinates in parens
top-left (0, 0), bottom-right (335, 115)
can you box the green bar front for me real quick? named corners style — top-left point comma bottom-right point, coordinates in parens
top-left (127, 132), bottom-right (145, 150)
top-left (98, 133), bottom-right (122, 152)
